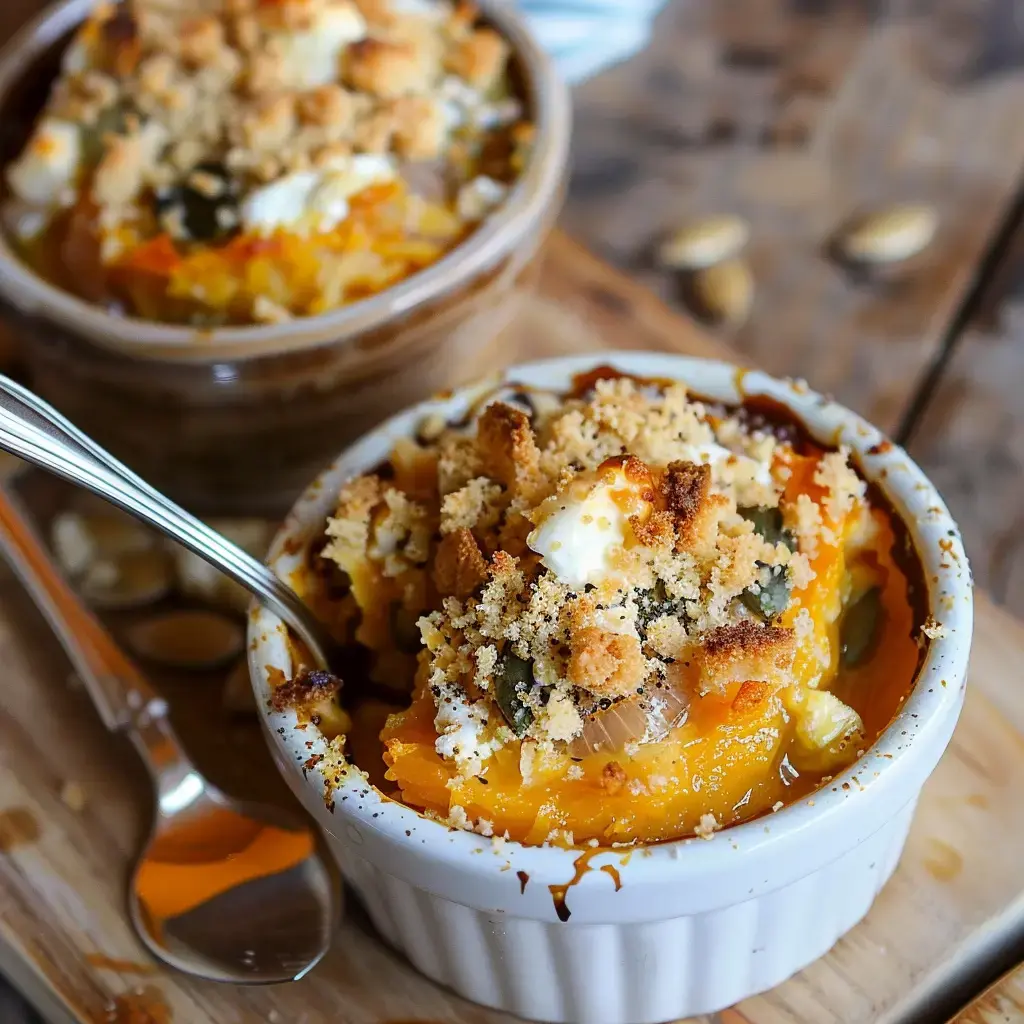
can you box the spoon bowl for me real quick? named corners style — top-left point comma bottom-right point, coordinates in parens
top-left (132, 785), bottom-right (336, 983)
top-left (0, 377), bottom-right (341, 982)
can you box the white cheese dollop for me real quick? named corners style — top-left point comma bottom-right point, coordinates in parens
top-left (434, 690), bottom-right (501, 771)
top-left (527, 463), bottom-right (653, 589)
top-left (7, 119), bottom-right (81, 208)
top-left (273, 3), bottom-right (367, 88)
top-left (679, 440), bottom-right (774, 489)
top-left (240, 155), bottom-right (395, 236)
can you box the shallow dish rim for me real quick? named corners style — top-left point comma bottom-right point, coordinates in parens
top-left (248, 351), bottom-right (973, 891)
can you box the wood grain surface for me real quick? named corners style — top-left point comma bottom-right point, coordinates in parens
top-left (951, 961), bottom-right (1024, 1022)
top-left (567, 0), bottom-right (1024, 435)
top-left (0, 236), bottom-right (1021, 1024)
top-left (903, 223), bottom-right (1024, 619)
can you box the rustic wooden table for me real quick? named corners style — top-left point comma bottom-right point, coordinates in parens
top-left (3, 1), bottom-right (1024, 1022)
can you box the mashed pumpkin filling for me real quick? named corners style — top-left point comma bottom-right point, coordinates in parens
top-left (289, 371), bottom-right (924, 846)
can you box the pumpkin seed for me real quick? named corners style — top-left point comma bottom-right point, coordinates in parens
top-left (658, 215), bottom-right (750, 269)
top-left (126, 609), bottom-right (243, 671)
top-left (59, 779), bottom-right (87, 812)
top-left (80, 548), bottom-right (174, 610)
top-left (741, 563), bottom-right (791, 621)
top-left (415, 412), bottom-right (448, 444)
top-left (738, 505), bottom-right (795, 549)
top-left (689, 259), bottom-right (754, 326)
top-left (840, 585), bottom-right (883, 666)
top-left (154, 161), bottom-right (241, 243)
top-left (838, 203), bottom-right (938, 264)
top-left (494, 651), bottom-right (534, 737)
top-left (51, 509), bottom-right (155, 578)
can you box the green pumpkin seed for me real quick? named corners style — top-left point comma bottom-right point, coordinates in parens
top-left (741, 562), bottom-right (791, 621)
top-left (840, 586), bottom-right (883, 666)
top-left (495, 651), bottom-right (534, 737)
top-left (738, 506), bottom-right (796, 549)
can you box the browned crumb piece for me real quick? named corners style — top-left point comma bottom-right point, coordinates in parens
top-left (567, 627), bottom-right (646, 698)
top-left (630, 509), bottom-right (676, 549)
top-left (445, 27), bottom-right (509, 91)
top-left (270, 668), bottom-right (342, 712)
top-left (346, 38), bottom-right (425, 98)
top-left (661, 461), bottom-right (724, 555)
top-left (662, 460), bottom-right (710, 518)
top-left (476, 402), bottom-right (541, 494)
top-left (601, 760), bottom-right (627, 794)
top-left (178, 16), bottom-right (226, 67)
top-left (299, 84), bottom-right (356, 131)
top-left (433, 527), bottom-right (488, 598)
top-left (389, 95), bottom-right (446, 160)
top-left (697, 621), bottom-right (795, 695)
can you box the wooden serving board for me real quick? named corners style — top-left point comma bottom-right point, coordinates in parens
top-left (0, 230), bottom-right (1022, 1024)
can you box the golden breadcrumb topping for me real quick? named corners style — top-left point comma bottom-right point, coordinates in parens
top-left (317, 372), bottom-right (876, 795)
top-left (4, 0), bottom-right (532, 324)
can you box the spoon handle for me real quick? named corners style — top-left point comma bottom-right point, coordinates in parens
top-left (0, 376), bottom-right (331, 667)
top-left (0, 484), bottom-right (165, 733)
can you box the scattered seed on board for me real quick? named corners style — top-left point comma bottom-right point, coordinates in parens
top-left (126, 609), bottom-right (244, 671)
top-left (658, 214), bottom-right (750, 270)
top-left (60, 779), bottom-right (87, 812)
top-left (690, 259), bottom-right (754, 326)
top-left (51, 510), bottom-right (155, 578)
top-left (80, 549), bottom-right (175, 610)
top-left (838, 203), bottom-right (938, 264)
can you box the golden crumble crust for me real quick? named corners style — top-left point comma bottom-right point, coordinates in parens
top-left (697, 622), bottom-right (796, 695)
top-left (346, 37), bottom-right (426, 98)
top-left (433, 526), bottom-right (488, 598)
top-left (567, 626), bottom-right (646, 699)
top-left (315, 373), bottom-right (884, 790)
top-left (444, 28), bottom-right (508, 90)
top-left (477, 402), bottom-right (542, 495)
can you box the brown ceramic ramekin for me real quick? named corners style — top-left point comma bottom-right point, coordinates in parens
top-left (0, 0), bottom-right (570, 516)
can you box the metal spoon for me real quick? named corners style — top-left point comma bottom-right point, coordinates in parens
top-left (0, 375), bottom-right (333, 668)
top-left (0, 387), bottom-right (340, 983)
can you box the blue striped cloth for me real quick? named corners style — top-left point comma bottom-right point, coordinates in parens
top-left (517, 0), bottom-right (667, 82)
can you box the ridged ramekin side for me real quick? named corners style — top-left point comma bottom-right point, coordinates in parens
top-left (332, 800), bottom-right (916, 1024)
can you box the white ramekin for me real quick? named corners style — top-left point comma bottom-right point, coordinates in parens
top-left (248, 353), bottom-right (973, 1024)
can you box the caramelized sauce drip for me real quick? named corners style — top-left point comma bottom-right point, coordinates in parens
top-left (548, 849), bottom-right (623, 922)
